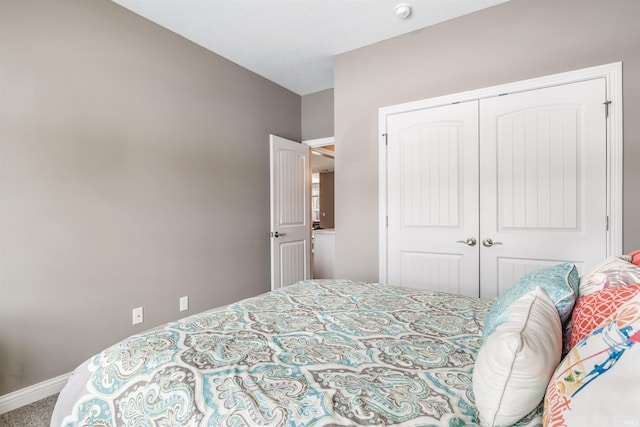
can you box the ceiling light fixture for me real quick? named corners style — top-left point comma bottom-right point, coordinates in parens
top-left (394, 3), bottom-right (412, 19)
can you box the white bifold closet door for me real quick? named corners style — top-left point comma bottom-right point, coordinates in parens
top-left (386, 78), bottom-right (607, 298)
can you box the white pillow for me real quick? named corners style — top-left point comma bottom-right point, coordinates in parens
top-left (579, 255), bottom-right (640, 296)
top-left (473, 287), bottom-right (562, 427)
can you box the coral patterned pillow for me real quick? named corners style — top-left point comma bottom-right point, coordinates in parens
top-left (570, 284), bottom-right (640, 348)
top-left (543, 292), bottom-right (640, 427)
top-left (630, 249), bottom-right (640, 266)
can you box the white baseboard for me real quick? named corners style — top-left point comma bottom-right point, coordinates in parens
top-left (0, 372), bottom-right (71, 415)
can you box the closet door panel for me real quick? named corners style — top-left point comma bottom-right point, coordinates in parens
top-left (479, 79), bottom-right (607, 299)
top-left (498, 108), bottom-right (580, 229)
top-left (386, 101), bottom-right (479, 297)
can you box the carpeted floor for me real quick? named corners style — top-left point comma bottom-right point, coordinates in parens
top-left (0, 393), bottom-right (58, 427)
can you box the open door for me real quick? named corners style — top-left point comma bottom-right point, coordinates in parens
top-left (269, 135), bottom-right (311, 290)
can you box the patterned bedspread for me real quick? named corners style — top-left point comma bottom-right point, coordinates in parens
top-left (55, 280), bottom-right (542, 426)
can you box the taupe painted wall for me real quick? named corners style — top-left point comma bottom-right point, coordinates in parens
top-left (334, 0), bottom-right (640, 282)
top-left (0, 0), bottom-right (300, 395)
top-left (302, 88), bottom-right (334, 140)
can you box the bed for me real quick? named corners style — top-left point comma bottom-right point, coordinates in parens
top-left (51, 279), bottom-right (542, 426)
top-left (52, 258), bottom-right (640, 427)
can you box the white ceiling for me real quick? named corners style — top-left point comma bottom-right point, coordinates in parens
top-left (111, 0), bottom-right (511, 95)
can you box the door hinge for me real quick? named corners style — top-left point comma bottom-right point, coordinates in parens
top-left (605, 215), bottom-right (609, 231)
top-left (382, 133), bottom-right (388, 146)
top-left (604, 100), bottom-right (612, 118)
top-left (386, 216), bottom-right (389, 227)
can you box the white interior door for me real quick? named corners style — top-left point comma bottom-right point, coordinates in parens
top-left (269, 135), bottom-right (311, 290)
top-left (479, 79), bottom-right (608, 298)
top-left (386, 101), bottom-right (480, 297)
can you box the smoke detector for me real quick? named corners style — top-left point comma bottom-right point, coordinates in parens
top-left (394, 3), bottom-right (412, 19)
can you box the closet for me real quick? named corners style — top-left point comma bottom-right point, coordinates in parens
top-left (379, 65), bottom-right (621, 299)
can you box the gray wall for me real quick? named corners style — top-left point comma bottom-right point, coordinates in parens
top-left (0, 0), bottom-right (300, 395)
top-left (302, 88), bottom-right (334, 140)
top-left (334, 0), bottom-right (640, 282)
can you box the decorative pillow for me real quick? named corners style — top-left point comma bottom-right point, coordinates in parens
top-left (570, 283), bottom-right (640, 348)
top-left (474, 287), bottom-right (562, 427)
top-left (578, 255), bottom-right (640, 297)
top-left (543, 293), bottom-right (640, 427)
top-left (561, 319), bottom-right (573, 357)
top-left (483, 263), bottom-right (578, 339)
top-left (629, 249), bottom-right (640, 266)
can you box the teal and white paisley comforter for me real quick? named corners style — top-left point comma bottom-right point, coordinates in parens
top-left (53, 280), bottom-right (542, 426)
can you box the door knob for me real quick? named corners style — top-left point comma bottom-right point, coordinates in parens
top-left (482, 238), bottom-right (503, 247)
top-left (271, 231), bottom-right (287, 238)
top-left (456, 237), bottom-right (477, 247)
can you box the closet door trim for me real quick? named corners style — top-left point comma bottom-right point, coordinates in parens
top-left (378, 62), bottom-right (623, 283)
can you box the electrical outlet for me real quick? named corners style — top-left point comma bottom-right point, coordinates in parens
top-left (179, 296), bottom-right (189, 312)
top-left (132, 307), bottom-right (144, 325)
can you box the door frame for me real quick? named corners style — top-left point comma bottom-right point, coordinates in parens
top-left (378, 62), bottom-right (623, 282)
top-left (303, 136), bottom-right (335, 149)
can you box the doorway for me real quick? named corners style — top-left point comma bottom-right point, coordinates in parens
top-left (311, 145), bottom-right (335, 229)
top-left (305, 138), bottom-right (335, 278)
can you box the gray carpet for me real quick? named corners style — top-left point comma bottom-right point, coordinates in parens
top-left (0, 394), bottom-right (58, 427)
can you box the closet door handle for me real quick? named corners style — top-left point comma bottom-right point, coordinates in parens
top-left (271, 231), bottom-right (287, 238)
top-left (482, 238), bottom-right (503, 247)
top-left (456, 237), bottom-right (477, 247)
